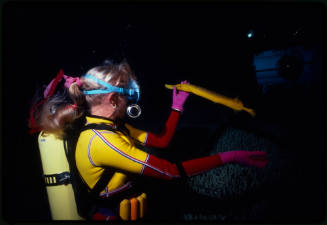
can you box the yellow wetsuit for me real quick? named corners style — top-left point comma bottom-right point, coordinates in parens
top-left (75, 112), bottom-right (185, 220)
top-left (76, 115), bottom-right (151, 197)
top-left (75, 113), bottom-right (228, 198)
top-left (75, 113), bottom-right (231, 220)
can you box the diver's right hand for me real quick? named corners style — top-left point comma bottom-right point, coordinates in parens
top-left (171, 80), bottom-right (190, 112)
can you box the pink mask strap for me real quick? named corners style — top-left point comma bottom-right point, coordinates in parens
top-left (63, 75), bottom-right (82, 89)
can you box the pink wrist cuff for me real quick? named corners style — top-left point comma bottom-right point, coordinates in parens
top-left (171, 105), bottom-right (183, 112)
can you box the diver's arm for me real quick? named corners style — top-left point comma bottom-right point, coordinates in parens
top-left (145, 80), bottom-right (189, 148)
top-left (89, 130), bottom-right (180, 180)
top-left (143, 151), bottom-right (268, 179)
top-left (90, 131), bottom-right (268, 181)
top-left (124, 110), bottom-right (180, 148)
top-left (145, 110), bottom-right (180, 148)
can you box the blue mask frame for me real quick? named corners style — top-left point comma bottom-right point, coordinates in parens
top-left (83, 74), bottom-right (140, 102)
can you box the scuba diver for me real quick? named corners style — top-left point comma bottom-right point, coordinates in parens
top-left (29, 59), bottom-right (269, 221)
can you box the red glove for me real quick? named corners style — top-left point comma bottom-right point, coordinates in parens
top-left (219, 151), bottom-right (269, 168)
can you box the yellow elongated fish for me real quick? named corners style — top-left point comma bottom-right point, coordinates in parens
top-left (165, 83), bottom-right (256, 117)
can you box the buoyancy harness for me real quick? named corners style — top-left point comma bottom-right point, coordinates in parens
top-left (63, 119), bottom-right (140, 220)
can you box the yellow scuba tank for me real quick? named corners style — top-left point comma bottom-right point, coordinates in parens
top-left (38, 131), bottom-right (84, 220)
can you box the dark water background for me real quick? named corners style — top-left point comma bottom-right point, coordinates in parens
top-left (2, 2), bottom-right (326, 223)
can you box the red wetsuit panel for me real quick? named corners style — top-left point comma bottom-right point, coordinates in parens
top-left (145, 110), bottom-right (180, 148)
top-left (142, 154), bottom-right (181, 180)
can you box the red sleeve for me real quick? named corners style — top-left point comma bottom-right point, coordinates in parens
top-left (181, 154), bottom-right (223, 176)
top-left (142, 154), bottom-right (224, 180)
top-left (142, 154), bottom-right (181, 180)
top-left (145, 110), bottom-right (180, 148)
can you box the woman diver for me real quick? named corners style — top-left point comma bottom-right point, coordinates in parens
top-left (29, 60), bottom-right (269, 221)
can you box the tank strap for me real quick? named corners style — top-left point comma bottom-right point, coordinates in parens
top-left (89, 169), bottom-right (114, 198)
top-left (81, 123), bottom-right (115, 132)
top-left (72, 123), bottom-right (118, 197)
top-left (43, 171), bottom-right (71, 186)
top-left (81, 123), bottom-right (116, 196)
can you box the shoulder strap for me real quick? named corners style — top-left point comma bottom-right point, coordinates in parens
top-left (64, 123), bottom-right (116, 197)
top-left (89, 169), bottom-right (114, 198)
top-left (81, 123), bottom-right (115, 132)
top-left (80, 123), bottom-right (117, 196)
top-left (82, 122), bottom-right (130, 137)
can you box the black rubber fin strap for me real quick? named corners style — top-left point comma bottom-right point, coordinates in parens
top-left (43, 172), bottom-right (71, 186)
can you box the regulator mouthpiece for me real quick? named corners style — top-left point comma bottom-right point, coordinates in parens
top-left (126, 104), bottom-right (142, 118)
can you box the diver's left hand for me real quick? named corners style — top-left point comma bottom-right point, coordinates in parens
top-left (172, 80), bottom-right (190, 112)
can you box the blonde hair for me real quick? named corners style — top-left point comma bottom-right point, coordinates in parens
top-left (81, 61), bottom-right (137, 107)
top-left (32, 60), bottom-right (138, 138)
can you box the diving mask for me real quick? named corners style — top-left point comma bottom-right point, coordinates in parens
top-left (83, 74), bottom-right (142, 118)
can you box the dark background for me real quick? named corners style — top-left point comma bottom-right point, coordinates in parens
top-left (2, 1), bottom-right (326, 223)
